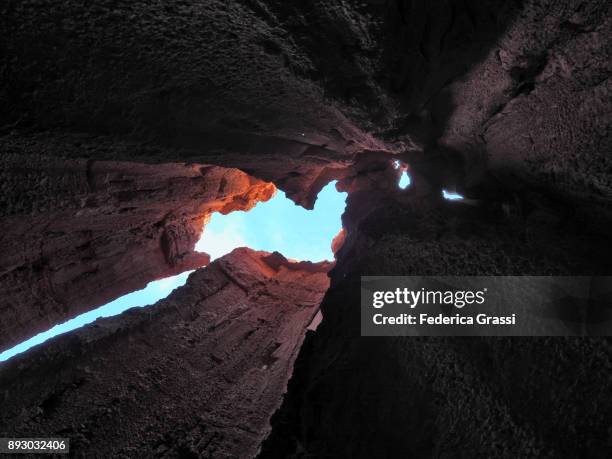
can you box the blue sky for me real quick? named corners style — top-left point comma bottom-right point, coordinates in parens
top-left (196, 181), bottom-right (347, 261)
top-left (399, 171), bottom-right (411, 189)
top-left (0, 271), bottom-right (193, 362)
top-left (0, 181), bottom-right (346, 362)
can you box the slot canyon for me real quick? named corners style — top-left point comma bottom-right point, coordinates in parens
top-left (0, 1), bottom-right (611, 458)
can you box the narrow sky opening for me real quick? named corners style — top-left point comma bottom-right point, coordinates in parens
top-left (0, 271), bottom-right (192, 362)
top-left (442, 189), bottom-right (464, 201)
top-left (196, 180), bottom-right (347, 262)
top-left (0, 180), bottom-right (347, 363)
top-left (393, 160), bottom-right (411, 189)
top-left (399, 171), bottom-right (411, 189)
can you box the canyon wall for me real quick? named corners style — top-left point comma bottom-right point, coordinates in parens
top-left (263, 166), bottom-right (612, 457)
top-left (0, 0), bottom-right (610, 457)
top-left (0, 248), bottom-right (330, 458)
top-left (1, 0), bottom-right (609, 204)
top-left (256, 3), bottom-right (612, 455)
top-left (0, 147), bottom-right (275, 351)
top-left (0, 0), bottom-right (391, 207)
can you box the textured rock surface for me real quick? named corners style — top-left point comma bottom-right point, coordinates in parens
top-left (0, 0), bottom-right (611, 457)
top-left (1, 0), bottom-right (610, 201)
top-left (256, 3), bottom-right (612, 455)
top-left (262, 168), bottom-right (612, 457)
top-left (0, 150), bottom-right (275, 351)
top-left (0, 248), bottom-right (330, 458)
top-left (0, 0), bottom-right (392, 207)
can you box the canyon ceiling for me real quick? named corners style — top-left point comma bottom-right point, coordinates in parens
top-left (1, 0), bottom-right (611, 458)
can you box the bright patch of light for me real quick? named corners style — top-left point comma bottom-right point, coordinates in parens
top-left (399, 171), bottom-right (411, 189)
top-left (393, 160), bottom-right (401, 170)
top-left (442, 189), bottom-right (464, 200)
top-left (196, 181), bottom-right (347, 262)
top-left (0, 271), bottom-right (192, 362)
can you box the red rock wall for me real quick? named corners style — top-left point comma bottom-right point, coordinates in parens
top-left (0, 0), bottom-right (610, 457)
top-left (0, 248), bottom-right (330, 458)
top-left (0, 152), bottom-right (275, 351)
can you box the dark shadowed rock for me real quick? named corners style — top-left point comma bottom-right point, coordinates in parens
top-left (262, 168), bottom-right (612, 458)
top-left (0, 0), bottom-right (610, 457)
top-left (0, 0), bottom-right (392, 207)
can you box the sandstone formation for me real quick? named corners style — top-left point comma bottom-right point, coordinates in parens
top-left (0, 0), bottom-right (611, 457)
top-left (262, 168), bottom-right (612, 458)
top-left (0, 151), bottom-right (275, 351)
top-left (0, 248), bottom-right (330, 458)
top-left (0, 0), bottom-right (391, 208)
